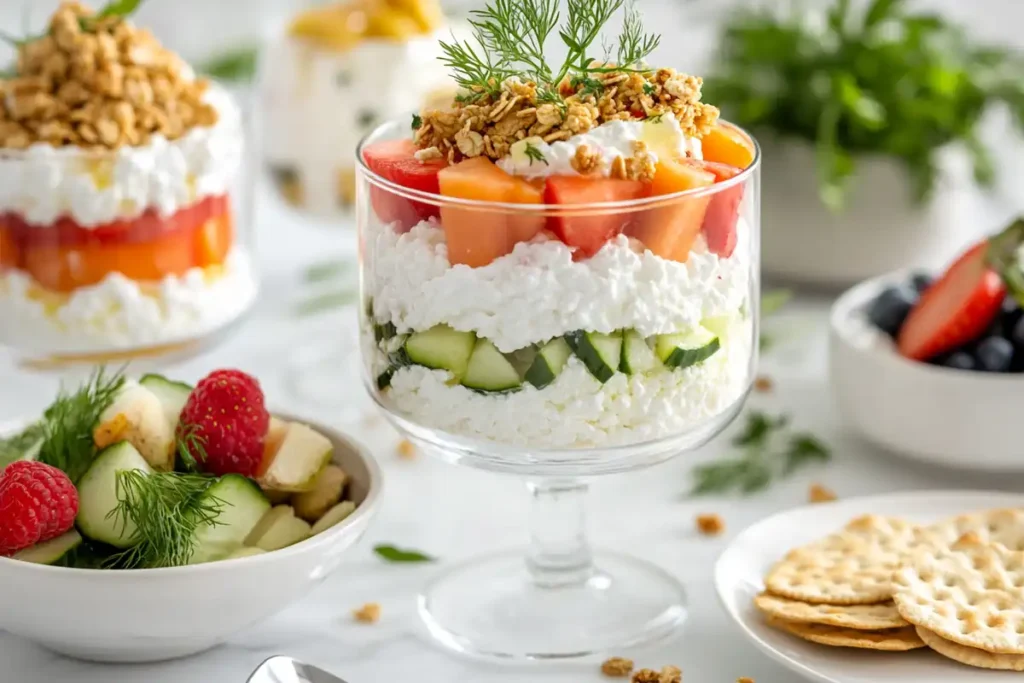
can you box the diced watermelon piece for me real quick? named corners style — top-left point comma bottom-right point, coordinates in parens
top-left (545, 176), bottom-right (651, 257)
top-left (626, 159), bottom-right (715, 262)
top-left (701, 124), bottom-right (756, 170)
top-left (362, 139), bottom-right (446, 231)
top-left (700, 161), bottom-right (745, 258)
top-left (438, 157), bottom-right (544, 267)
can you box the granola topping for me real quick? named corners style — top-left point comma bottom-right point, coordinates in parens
top-left (601, 657), bottom-right (635, 677)
top-left (0, 2), bottom-right (218, 150)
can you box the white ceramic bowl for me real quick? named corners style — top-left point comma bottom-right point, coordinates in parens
top-left (829, 272), bottom-right (1024, 471)
top-left (0, 415), bottom-right (383, 663)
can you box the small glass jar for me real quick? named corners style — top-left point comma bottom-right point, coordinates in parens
top-left (0, 86), bottom-right (257, 370)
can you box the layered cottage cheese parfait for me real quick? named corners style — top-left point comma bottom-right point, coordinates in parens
top-left (0, 2), bottom-right (254, 368)
top-left (356, 0), bottom-right (760, 659)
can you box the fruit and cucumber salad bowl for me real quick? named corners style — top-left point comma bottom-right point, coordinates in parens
top-left (0, 368), bottom-right (381, 663)
top-left (353, 0), bottom-right (760, 661)
top-left (0, 3), bottom-right (256, 367)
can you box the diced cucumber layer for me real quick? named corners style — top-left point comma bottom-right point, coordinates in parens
top-left (654, 327), bottom-right (721, 369)
top-left (76, 442), bottom-right (154, 548)
top-left (404, 325), bottom-right (476, 379)
top-left (620, 330), bottom-right (659, 375)
top-left (566, 331), bottom-right (621, 383)
top-left (138, 374), bottom-right (193, 431)
top-left (462, 339), bottom-right (523, 392)
top-left (526, 338), bottom-right (572, 388)
top-left (189, 475), bottom-right (270, 564)
top-left (13, 529), bottom-right (82, 565)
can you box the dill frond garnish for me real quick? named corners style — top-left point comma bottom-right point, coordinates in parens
top-left (37, 367), bottom-right (126, 483)
top-left (439, 0), bottom-right (660, 101)
top-left (108, 470), bottom-right (224, 569)
top-left (523, 142), bottom-right (548, 165)
top-left (0, 422), bottom-right (45, 469)
top-left (411, 113), bottom-right (423, 130)
top-left (175, 423), bottom-right (209, 473)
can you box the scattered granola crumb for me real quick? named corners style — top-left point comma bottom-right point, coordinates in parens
top-left (631, 669), bottom-right (661, 683)
top-left (737, 678), bottom-right (755, 683)
top-left (352, 602), bottom-right (381, 624)
top-left (754, 376), bottom-right (774, 393)
top-left (808, 483), bottom-right (837, 504)
top-left (601, 656), bottom-right (634, 677)
top-left (658, 665), bottom-right (682, 683)
top-left (396, 439), bottom-right (417, 459)
top-left (696, 513), bottom-right (725, 536)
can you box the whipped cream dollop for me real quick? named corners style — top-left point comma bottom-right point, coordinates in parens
top-left (496, 114), bottom-right (702, 179)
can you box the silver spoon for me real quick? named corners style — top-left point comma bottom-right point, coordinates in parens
top-left (247, 655), bottom-right (349, 683)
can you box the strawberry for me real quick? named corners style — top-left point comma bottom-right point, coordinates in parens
top-left (362, 139), bottom-right (446, 232)
top-left (178, 369), bottom-right (270, 477)
top-left (700, 161), bottom-right (745, 258)
top-left (897, 242), bottom-right (1007, 361)
top-left (0, 461), bottom-right (78, 556)
top-left (545, 176), bottom-right (651, 257)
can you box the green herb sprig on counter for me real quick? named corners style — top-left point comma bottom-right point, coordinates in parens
top-left (440, 0), bottom-right (660, 104)
top-left (374, 544), bottom-right (435, 563)
top-left (197, 45), bottom-right (259, 83)
top-left (689, 411), bottom-right (831, 496)
top-left (703, 0), bottom-right (1024, 211)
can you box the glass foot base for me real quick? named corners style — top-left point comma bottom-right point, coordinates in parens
top-left (418, 550), bottom-right (687, 661)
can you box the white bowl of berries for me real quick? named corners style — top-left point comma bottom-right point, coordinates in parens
top-left (829, 219), bottom-right (1024, 471)
top-left (0, 369), bottom-right (382, 663)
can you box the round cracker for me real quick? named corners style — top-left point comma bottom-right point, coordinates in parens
top-left (766, 616), bottom-right (925, 651)
top-left (917, 626), bottom-right (1024, 671)
top-left (765, 515), bottom-right (920, 605)
top-left (893, 534), bottom-right (1024, 655)
top-left (917, 509), bottom-right (1024, 553)
top-left (754, 592), bottom-right (907, 630)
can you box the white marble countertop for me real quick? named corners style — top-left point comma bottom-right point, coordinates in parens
top-left (3, 191), bottom-right (1024, 683)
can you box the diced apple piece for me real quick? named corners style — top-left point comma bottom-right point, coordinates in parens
top-left (545, 176), bottom-right (651, 257)
top-left (243, 505), bottom-right (312, 551)
top-left (626, 159), bottom-right (715, 262)
top-left (92, 380), bottom-right (175, 472)
top-left (256, 422), bottom-right (333, 493)
top-left (292, 465), bottom-right (348, 522)
top-left (362, 139), bottom-right (446, 231)
top-left (700, 161), bottom-right (745, 258)
top-left (701, 124), bottom-right (756, 170)
top-left (438, 157), bottom-right (545, 267)
top-left (311, 500), bottom-right (358, 535)
top-left (225, 546), bottom-right (267, 560)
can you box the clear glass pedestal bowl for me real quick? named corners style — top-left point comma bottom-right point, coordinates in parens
top-left (356, 120), bottom-right (761, 660)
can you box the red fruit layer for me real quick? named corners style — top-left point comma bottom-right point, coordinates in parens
top-left (700, 161), bottom-right (744, 258)
top-left (897, 241), bottom-right (1007, 361)
top-left (363, 139), bottom-right (445, 232)
top-left (545, 176), bottom-right (651, 257)
top-left (0, 461), bottom-right (79, 556)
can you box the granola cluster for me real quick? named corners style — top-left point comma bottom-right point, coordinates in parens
top-left (0, 2), bottom-right (218, 150)
top-left (414, 66), bottom-right (719, 171)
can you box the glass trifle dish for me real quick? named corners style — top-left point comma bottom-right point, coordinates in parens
top-left (357, 0), bottom-right (760, 660)
top-left (0, 2), bottom-right (254, 371)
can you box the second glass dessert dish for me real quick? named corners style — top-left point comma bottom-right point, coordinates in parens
top-left (356, 0), bottom-right (761, 661)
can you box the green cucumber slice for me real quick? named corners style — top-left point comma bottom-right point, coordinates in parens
top-left (404, 325), bottom-right (477, 379)
top-left (188, 475), bottom-right (270, 564)
top-left (526, 338), bottom-right (572, 388)
top-left (620, 330), bottom-right (659, 375)
top-left (13, 530), bottom-right (82, 565)
top-left (138, 374), bottom-right (193, 430)
top-left (462, 339), bottom-right (523, 392)
top-left (566, 331), bottom-right (622, 383)
top-left (654, 327), bottom-right (721, 369)
top-left (76, 442), bottom-right (154, 548)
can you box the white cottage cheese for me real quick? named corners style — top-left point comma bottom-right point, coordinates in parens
top-left (367, 219), bottom-right (749, 353)
top-left (374, 321), bottom-right (752, 449)
top-left (0, 87), bottom-right (242, 227)
top-left (497, 115), bottom-right (703, 179)
top-left (0, 250), bottom-right (257, 354)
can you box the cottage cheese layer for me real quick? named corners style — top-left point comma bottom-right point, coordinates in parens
top-left (372, 319), bottom-right (752, 449)
top-left (0, 87), bottom-right (243, 227)
top-left (367, 219), bottom-right (750, 353)
top-left (0, 249), bottom-right (256, 354)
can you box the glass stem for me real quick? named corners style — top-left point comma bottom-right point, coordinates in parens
top-left (525, 479), bottom-right (594, 588)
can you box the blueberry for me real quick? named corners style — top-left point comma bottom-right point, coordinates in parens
top-left (941, 351), bottom-right (975, 371)
top-left (1002, 297), bottom-right (1024, 336)
top-left (975, 337), bottom-right (1015, 372)
top-left (867, 286), bottom-right (917, 338)
top-left (909, 272), bottom-right (933, 294)
top-left (1012, 316), bottom-right (1024, 348)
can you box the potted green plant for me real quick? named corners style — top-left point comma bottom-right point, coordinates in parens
top-left (703, 0), bottom-right (1024, 287)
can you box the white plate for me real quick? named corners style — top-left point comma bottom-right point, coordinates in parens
top-left (715, 490), bottom-right (1024, 683)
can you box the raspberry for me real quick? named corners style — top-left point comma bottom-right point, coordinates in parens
top-left (0, 461), bottom-right (79, 556)
top-left (179, 369), bottom-right (270, 477)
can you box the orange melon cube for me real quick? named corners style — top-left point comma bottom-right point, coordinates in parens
top-left (626, 159), bottom-right (715, 262)
top-left (701, 124), bottom-right (756, 170)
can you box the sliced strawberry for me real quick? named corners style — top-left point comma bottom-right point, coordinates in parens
top-left (897, 241), bottom-right (1007, 361)
top-left (545, 176), bottom-right (651, 257)
top-left (362, 139), bottom-right (446, 231)
top-left (700, 161), bottom-right (745, 258)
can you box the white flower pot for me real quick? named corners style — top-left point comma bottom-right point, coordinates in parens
top-left (758, 135), bottom-right (1001, 288)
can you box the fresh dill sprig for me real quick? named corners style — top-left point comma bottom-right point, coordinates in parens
top-left (438, 0), bottom-right (660, 101)
top-left (523, 142), bottom-right (548, 165)
top-left (175, 423), bottom-right (208, 473)
top-left (37, 367), bottom-right (126, 484)
top-left (108, 470), bottom-right (224, 569)
top-left (0, 422), bottom-right (45, 470)
top-left (411, 113), bottom-right (423, 130)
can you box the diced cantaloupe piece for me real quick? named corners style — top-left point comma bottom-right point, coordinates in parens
top-left (701, 124), bottom-right (756, 170)
top-left (626, 159), bottom-right (715, 262)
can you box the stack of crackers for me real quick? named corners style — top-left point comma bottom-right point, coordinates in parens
top-left (754, 509), bottom-right (1024, 672)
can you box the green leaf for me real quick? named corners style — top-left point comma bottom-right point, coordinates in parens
top-left (96, 0), bottom-right (144, 19)
top-left (0, 422), bottom-right (45, 470)
top-left (303, 259), bottom-right (350, 284)
top-left (783, 434), bottom-right (832, 475)
top-left (731, 411), bottom-right (789, 448)
top-left (827, 0), bottom-right (852, 36)
top-left (296, 289), bottom-right (357, 317)
top-left (761, 289), bottom-right (793, 317)
top-left (197, 45), bottom-right (258, 83)
top-left (374, 544), bottom-right (435, 563)
top-left (740, 460), bottom-right (773, 493)
top-left (863, 0), bottom-right (904, 30)
top-left (412, 113), bottom-right (423, 130)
